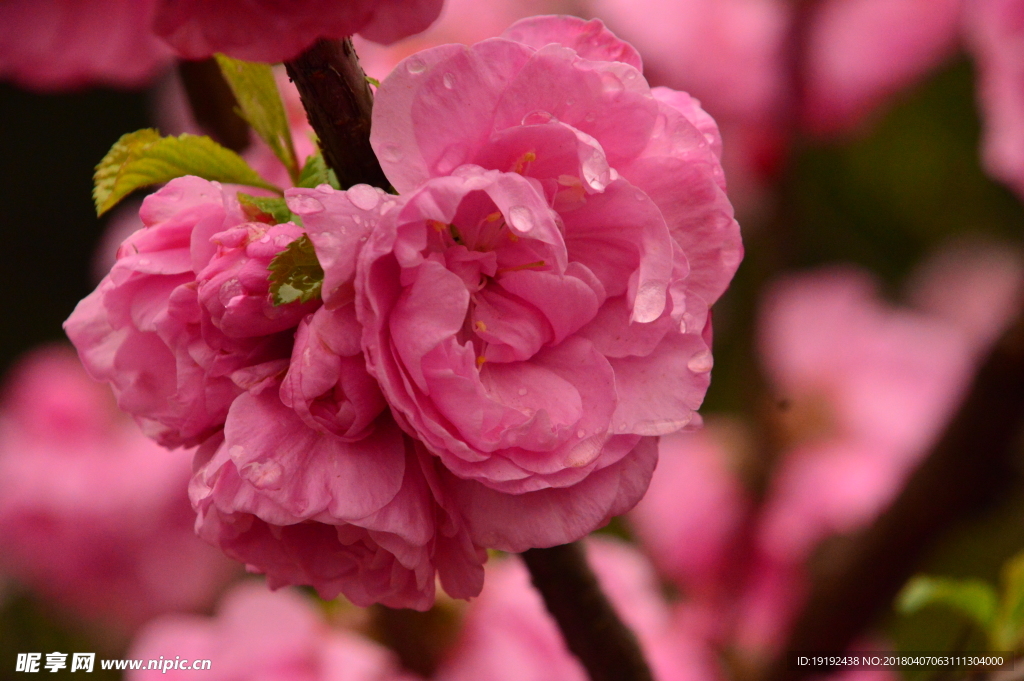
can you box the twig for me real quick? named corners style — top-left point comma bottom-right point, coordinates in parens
top-left (176, 58), bottom-right (250, 152)
top-left (284, 38), bottom-right (390, 190)
top-left (763, 305), bottom-right (1024, 681)
top-left (522, 542), bottom-right (655, 681)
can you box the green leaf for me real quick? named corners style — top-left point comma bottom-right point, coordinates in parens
top-left (267, 234), bottom-right (323, 306)
top-left (897, 575), bottom-right (998, 634)
top-left (296, 152), bottom-right (340, 190)
top-left (214, 54), bottom-right (300, 184)
top-left (238, 193), bottom-right (301, 226)
top-left (93, 129), bottom-right (280, 216)
top-left (365, 75), bottom-right (381, 88)
top-left (993, 551), bottom-right (1024, 651)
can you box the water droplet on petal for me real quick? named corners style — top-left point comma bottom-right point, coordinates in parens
top-left (315, 184), bottom-right (333, 194)
top-left (348, 184), bottom-right (380, 211)
top-left (288, 195), bottom-right (325, 215)
top-left (240, 460), bottom-right (284, 490)
top-left (406, 57), bottom-right (426, 74)
top-left (379, 143), bottom-right (402, 163)
top-left (518, 387), bottom-right (528, 396)
top-left (687, 350), bottom-right (713, 373)
top-left (600, 71), bottom-right (624, 94)
top-left (507, 205), bottom-right (534, 233)
top-left (576, 429), bottom-right (586, 438)
top-left (138, 258), bottom-right (151, 265)
top-left (521, 109), bottom-right (555, 126)
top-left (584, 112), bottom-right (596, 123)
top-left (442, 72), bottom-right (455, 89)
top-left (632, 280), bottom-right (667, 323)
top-left (259, 235), bottom-right (271, 243)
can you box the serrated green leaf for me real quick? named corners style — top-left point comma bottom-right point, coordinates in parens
top-left (897, 575), bottom-right (998, 634)
top-left (238, 193), bottom-right (301, 226)
top-left (267, 234), bottom-right (324, 306)
top-left (215, 54), bottom-right (299, 184)
top-left (993, 551), bottom-right (1024, 651)
top-left (93, 129), bottom-right (281, 216)
top-left (297, 153), bottom-right (332, 189)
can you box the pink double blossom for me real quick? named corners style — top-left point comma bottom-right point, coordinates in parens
top-left (0, 346), bottom-right (235, 632)
top-left (128, 582), bottom-right (416, 681)
top-left (323, 15), bottom-right (742, 552)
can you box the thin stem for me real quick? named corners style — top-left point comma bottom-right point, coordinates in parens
top-left (762, 303), bottom-right (1024, 681)
top-left (522, 542), bottom-right (654, 681)
top-left (284, 38), bottom-right (390, 190)
top-left (176, 58), bottom-right (250, 152)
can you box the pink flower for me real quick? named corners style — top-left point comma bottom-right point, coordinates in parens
top-left (628, 424), bottom-right (748, 598)
top-left (64, 177), bottom-right (307, 449)
top-left (0, 0), bottom-right (172, 91)
top-left (435, 537), bottom-right (714, 681)
top-left (191, 186), bottom-right (485, 610)
top-left (128, 582), bottom-right (417, 681)
top-left (348, 15), bottom-right (740, 551)
top-left (966, 0), bottom-right (1024, 199)
top-left (152, 0), bottom-right (445, 62)
top-left (0, 346), bottom-right (236, 632)
top-left (802, 0), bottom-right (963, 134)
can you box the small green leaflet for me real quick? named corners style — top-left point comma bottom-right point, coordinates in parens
top-left (897, 576), bottom-right (998, 632)
top-left (267, 234), bottom-right (324, 305)
top-left (993, 552), bottom-right (1024, 650)
top-left (93, 129), bottom-right (281, 216)
top-left (238, 193), bottom-right (301, 225)
top-left (365, 76), bottom-right (381, 88)
top-left (214, 54), bottom-right (300, 184)
top-left (297, 152), bottom-right (341, 190)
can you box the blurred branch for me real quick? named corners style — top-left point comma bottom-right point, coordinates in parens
top-left (764, 305), bottom-right (1024, 681)
top-left (522, 542), bottom-right (654, 681)
top-left (284, 38), bottom-right (389, 190)
top-left (177, 58), bottom-right (250, 152)
top-left (368, 603), bottom-right (462, 677)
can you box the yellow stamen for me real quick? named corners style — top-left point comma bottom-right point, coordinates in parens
top-left (428, 219), bottom-right (447, 232)
top-left (496, 260), bottom-right (545, 275)
top-left (476, 355), bottom-right (487, 368)
top-left (512, 150), bottom-right (537, 174)
top-left (485, 211), bottom-right (502, 223)
top-left (474, 320), bottom-right (488, 333)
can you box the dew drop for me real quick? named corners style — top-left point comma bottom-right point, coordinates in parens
top-left (274, 234), bottom-right (292, 247)
top-left (442, 72), bottom-right (456, 89)
top-left (632, 280), bottom-right (667, 323)
top-left (138, 258), bottom-right (151, 265)
top-left (518, 387), bottom-right (528, 396)
top-left (240, 460), bottom-right (284, 490)
top-left (259, 235), bottom-right (271, 243)
top-left (687, 349), bottom-right (713, 373)
top-left (584, 112), bottom-right (596, 123)
top-left (434, 143), bottom-right (468, 175)
top-left (565, 98), bottom-right (574, 106)
top-left (406, 57), bottom-right (426, 74)
top-left (600, 71), bottom-right (624, 94)
top-left (521, 109), bottom-right (555, 126)
top-left (315, 183), bottom-right (333, 194)
top-left (379, 143), bottom-right (402, 163)
top-left (507, 205), bottom-right (534, 233)
top-left (348, 184), bottom-right (380, 211)
top-left (288, 195), bottom-right (325, 215)
top-left (576, 429), bottom-right (586, 438)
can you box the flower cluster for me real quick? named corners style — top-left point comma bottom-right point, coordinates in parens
top-left (66, 16), bottom-right (741, 609)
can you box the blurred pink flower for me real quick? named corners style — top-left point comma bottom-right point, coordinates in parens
top-left (348, 15), bottom-right (740, 552)
top-left (128, 582), bottom-right (417, 681)
top-left (966, 0), bottom-right (1024, 199)
top-left (0, 346), bottom-right (236, 632)
top-left (435, 537), bottom-right (716, 681)
top-left (802, 0), bottom-right (963, 134)
top-left (0, 0), bottom-right (173, 91)
top-left (628, 425), bottom-right (748, 598)
top-left (152, 0), bottom-right (445, 62)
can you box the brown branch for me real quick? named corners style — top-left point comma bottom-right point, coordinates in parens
top-left (367, 604), bottom-right (463, 677)
top-left (764, 306), bottom-right (1024, 681)
top-left (284, 38), bottom-right (390, 190)
top-left (522, 542), bottom-right (654, 681)
top-left (177, 58), bottom-right (250, 152)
